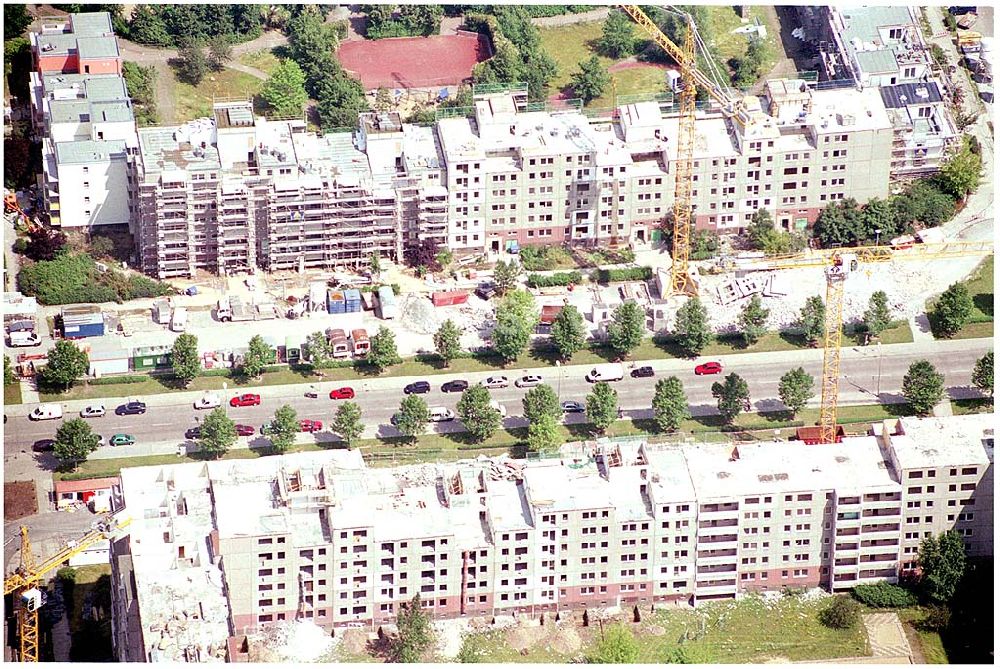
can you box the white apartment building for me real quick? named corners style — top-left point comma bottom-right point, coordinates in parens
top-left (109, 414), bottom-right (992, 661)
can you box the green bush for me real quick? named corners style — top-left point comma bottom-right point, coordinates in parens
top-left (819, 595), bottom-right (861, 629)
top-left (17, 253), bottom-right (174, 305)
top-left (526, 271), bottom-right (583, 288)
top-left (917, 605), bottom-right (952, 632)
top-left (851, 582), bottom-right (919, 608)
top-left (56, 567), bottom-right (78, 583)
top-left (595, 266), bottom-right (653, 283)
top-left (88, 375), bottom-right (148, 386)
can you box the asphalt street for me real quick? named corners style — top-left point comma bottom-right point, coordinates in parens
top-left (4, 338), bottom-right (991, 455)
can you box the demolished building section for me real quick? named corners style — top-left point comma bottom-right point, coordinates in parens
top-left (110, 415), bottom-right (993, 659)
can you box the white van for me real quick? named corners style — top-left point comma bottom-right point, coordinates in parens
top-left (489, 400), bottom-right (507, 419)
top-left (585, 363), bottom-right (625, 383)
top-left (429, 406), bottom-right (455, 422)
top-left (8, 331), bottom-right (41, 347)
top-left (29, 404), bottom-right (63, 421)
top-left (170, 307), bottom-right (188, 333)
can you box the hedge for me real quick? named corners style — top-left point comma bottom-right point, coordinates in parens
top-left (851, 582), bottom-right (919, 608)
top-left (594, 266), bottom-right (653, 283)
top-left (526, 271), bottom-right (583, 288)
top-left (87, 375), bottom-right (148, 385)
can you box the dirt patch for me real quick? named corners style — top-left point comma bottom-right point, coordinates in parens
top-left (608, 59), bottom-right (670, 74)
top-left (644, 623), bottom-right (666, 636)
top-left (549, 626), bottom-right (582, 655)
top-left (506, 625), bottom-right (546, 652)
top-left (5, 480), bottom-right (38, 520)
top-left (757, 655), bottom-right (792, 664)
top-left (338, 629), bottom-right (369, 656)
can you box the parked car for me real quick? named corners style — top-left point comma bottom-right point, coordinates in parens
top-left (404, 381), bottom-right (431, 395)
top-left (630, 365), bottom-right (655, 379)
top-left (441, 379), bottom-right (469, 393)
top-left (8, 331), bottom-right (41, 347)
top-left (329, 387), bottom-right (356, 400)
top-left (562, 400), bottom-right (585, 413)
top-left (185, 427), bottom-right (202, 439)
top-left (194, 393), bottom-right (222, 410)
top-left (475, 283), bottom-right (496, 300)
top-left (32, 439), bottom-right (56, 452)
top-left (260, 422), bottom-right (275, 435)
top-left (115, 401), bottom-right (147, 416)
top-left (29, 404), bottom-right (63, 421)
top-left (429, 407), bottom-right (455, 422)
top-left (299, 419), bottom-right (323, 433)
top-left (694, 362), bottom-right (723, 375)
top-left (515, 374), bottom-right (543, 388)
top-left (110, 433), bottom-right (135, 447)
top-left (230, 393), bottom-right (262, 407)
top-left (481, 375), bottom-right (509, 389)
top-left (235, 424), bottom-right (256, 437)
top-left (79, 404), bottom-right (106, 418)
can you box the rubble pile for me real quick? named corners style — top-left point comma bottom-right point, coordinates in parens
top-left (398, 293), bottom-right (441, 334)
top-left (248, 620), bottom-right (337, 663)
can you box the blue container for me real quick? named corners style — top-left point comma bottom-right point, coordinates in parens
top-left (64, 321), bottom-right (105, 338)
top-left (343, 289), bottom-right (362, 312)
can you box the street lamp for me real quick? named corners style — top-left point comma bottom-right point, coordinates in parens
top-left (876, 340), bottom-right (883, 397)
top-left (875, 228), bottom-right (882, 247)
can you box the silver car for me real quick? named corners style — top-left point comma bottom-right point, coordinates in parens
top-left (79, 404), bottom-right (106, 418)
top-left (481, 375), bottom-right (509, 389)
top-left (515, 374), bottom-right (543, 388)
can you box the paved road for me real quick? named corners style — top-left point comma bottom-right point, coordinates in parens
top-left (5, 338), bottom-right (991, 454)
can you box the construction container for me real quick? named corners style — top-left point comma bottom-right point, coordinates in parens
top-left (432, 290), bottom-right (469, 307)
top-left (326, 328), bottom-right (350, 358)
top-left (795, 425), bottom-right (845, 444)
top-left (377, 286), bottom-right (397, 319)
top-left (284, 336), bottom-right (302, 364)
top-left (360, 290), bottom-right (376, 311)
top-left (351, 328), bottom-right (370, 356)
top-left (308, 282), bottom-right (327, 313)
top-left (343, 288), bottom-right (363, 312)
top-left (61, 305), bottom-right (104, 339)
top-left (152, 298), bottom-right (172, 325)
top-left (328, 290), bottom-right (347, 314)
top-left (131, 344), bottom-right (173, 371)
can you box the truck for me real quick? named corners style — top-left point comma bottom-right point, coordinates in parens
top-left (152, 298), bottom-right (172, 325)
top-left (377, 286), bottom-right (398, 319)
top-left (217, 296), bottom-right (255, 322)
top-left (585, 363), bottom-right (625, 383)
top-left (170, 307), bottom-right (188, 333)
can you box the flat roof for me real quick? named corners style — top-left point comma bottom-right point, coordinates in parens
top-left (856, 49), bottom-right (899, 75)
top-left (889, 414), bottom-right (994, 469)
top-left (76, 35), bottom-right (120, 60)
top-left (54, 138), bottom-right (127, 164)
top-left (880, 81), bottom-right (944, 108)
top-left (70, 12), bottom-right (114, 37)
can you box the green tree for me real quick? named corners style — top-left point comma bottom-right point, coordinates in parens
top-left (306, 330), bottom-right (333, 366)
top-left (859, 197), bottom-right (897, 242)
top-left (813, 198), bottom-right (865, 248)
top-left (315, 67), bottom-right (368, 129)
top-left (652, 376), bottom-right (690, 433)
top-left (391, 593), bottom-right (434, 662)
top-left (819, 596), bottom-right (861, 629)
top-left (918, 531), bottom-right (967, 603)
top-left (396, 394), bottom-right (430, 440)
top-left (287, 5), bottom-right (341, 94)
top-left (4, 355), bottom-right (15, 386)
top-left (892, 180), bottom-right (955, 229)
top-left (368, 252), bottom-right (382, 278)
top-left (549, 304), bottom-right (586, 361)
top-left (798, 296), bottom-right (825, 346)
top-left (399, 4), bottom-right (443, 36)
top-left (457, 385), bottom-right (502, 442)
top-left (778, 367), bottom-right (814, 416)
top-left (599, 10), bottom-right (636, 58)
top-left (522, 384), bottom-right (561, 422)
top-left (492, 306), bottom-right (532, 362)
top-left (4, 5), bottom-right (33, 40)
top-left (332, 401), bottom-right (364, 445)
top-left (863, 290), bottom-right (892, 339)
top-left (902, 359), bottom-right (945, 415)
top-left (738, 294), bottom-right (769, 346)
top-left (176, 42), bottom-right (208, 85)
top-left (206, 34), bottom-right (232, 70)
top-left (711, 372), bottom-right (750, 424)
top-left (53, 418), bottom-right (100, 470)
top-left (171, 333), bottom-right (200, 387)
top-left (931, 282), bottom-right (974, 337)
top-left (674, 296), bottom-right (712, 356)
top-left (607, 301), bottom-right (645, 359)
top-left (586, 382), bottom-right (619, 433)
top-left (527, 413), bottom-right (562, 453)
top-left (972, 351), bottom-right (992, 396)
top-left (40, 340), bottom-right (89, 389)
top-left (433, 320), bottom-right (463, 367)
top-left (127, 5), bottom-right (172, 46)
top-left (368, 325), bottom-right (402, 372)
top-left (937, 136), bottom-right (982, 200)
top-left (242, 335), bottom-right (272, 379)
top-left (269, 404), bottom-right (299, 452)
top-left (199, 407), bottom-right (237, 458)
top-left (261, 59), bottom-right (308, 118)
top-left (570, 55), bottom-right (610, 103)
top-left (493, 259), bottom-right (520, 295)
top-left (731, 37), bottom-right (766, 88)
top-left (588, 623), bottom-right (639, 663)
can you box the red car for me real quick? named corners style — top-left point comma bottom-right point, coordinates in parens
top-left (230, 393), bottom-right (262, 407)
top-left (329, 387), bottom-right (356, 400)
top-left (235, 424), bottom-right (255, 437)
top-left (694, 362), bottom-right (723, 376)
top-left (299, 419), bottom-right (323, 433)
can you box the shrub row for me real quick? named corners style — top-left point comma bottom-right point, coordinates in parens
top-left (851, 582), bottom-right (919, 608)
top-left (526, 271), bottom-right (583, 288)
top-left (594, 266), bottom-right (653, 283)
top-left (87, 375), bottom-right (148, 386)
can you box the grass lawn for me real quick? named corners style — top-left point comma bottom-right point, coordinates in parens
top-left (704, 5), bottom-right (781, 80)
top-left (238, 48), bottom-right (282, 76)
top-left (897, 609), bottom-right (948, 664)
top-left (173, 67), bottom-right (265, 123)
top-left (591, 65), bottom-right (668, 108)
top-left (951, 397), bottom-right (994, 415)
top-left (538, 21), bottom-right (605, 93)
top-left (458, 594), bottom-right (867, 663)
top-left (4, 382), bottom-right (22, 405)
top-left (927, 255), bottom-right (993, 340)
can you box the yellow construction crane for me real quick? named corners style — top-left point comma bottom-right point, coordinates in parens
top-left (745, 240), bottom-right (993, 443)
top-left (4, 513), bottom-right (131, 662)
top-left (618, 5), bottom-right (750, 295)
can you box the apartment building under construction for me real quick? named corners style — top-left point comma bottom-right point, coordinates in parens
top-left (109, 414), bottom-right (993, 662)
